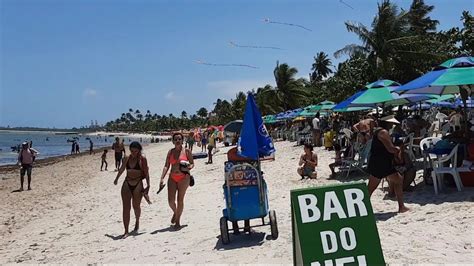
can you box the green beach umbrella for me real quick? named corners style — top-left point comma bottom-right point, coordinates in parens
top-left (394, 57), bottom-right (474, 95)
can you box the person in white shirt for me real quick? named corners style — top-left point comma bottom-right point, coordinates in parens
top-left (17, 142), bottom-right (38, 191)
top-left (312, 113), bottom-right (321, 146)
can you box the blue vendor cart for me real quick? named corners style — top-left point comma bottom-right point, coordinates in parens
top-left (220, 160), bottom-right (278, 244)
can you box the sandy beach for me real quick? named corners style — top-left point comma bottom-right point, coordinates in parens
top-left (0, 141), bottom-right (472, 264)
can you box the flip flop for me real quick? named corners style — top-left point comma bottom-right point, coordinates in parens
top-left (156, 183), bottom-right (166, 194)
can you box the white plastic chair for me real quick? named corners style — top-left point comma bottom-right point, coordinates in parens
top-left (431, 144), bottom-right (464, 195)
top-left (419, 137), bottom-right (441, 175)
top-left (405, 133), bottom-right (416, 161)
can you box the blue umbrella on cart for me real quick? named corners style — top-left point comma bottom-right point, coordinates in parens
top-left (238, 93), bottom-right (276, 160)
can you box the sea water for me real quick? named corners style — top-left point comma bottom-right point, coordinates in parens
top-left (0, 131), bottom-right (147, 166)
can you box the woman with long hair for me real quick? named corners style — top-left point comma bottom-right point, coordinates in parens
top-left (159, 133), bottom-right (194, 229)
top-left (114, 141), bottom-right (150, 238)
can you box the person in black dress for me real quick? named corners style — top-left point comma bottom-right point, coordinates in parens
top-left (367, 115), bottom-right (409, 213)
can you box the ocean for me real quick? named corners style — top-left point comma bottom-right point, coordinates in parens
top-left (0, 131), bottom-right (149, 166)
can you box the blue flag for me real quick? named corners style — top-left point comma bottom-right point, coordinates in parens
top-left (238, 93), bottom-right (276, 160)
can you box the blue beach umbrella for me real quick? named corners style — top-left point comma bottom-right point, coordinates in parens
top-left (333, 90), bottom-right (375, 112)
top-left (394, 56), bottom-right (474, 95)
top-left (238, 93), bottom-right (276, 160)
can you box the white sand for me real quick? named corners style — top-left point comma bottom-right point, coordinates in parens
top-left (0, 141), bottom-right (472, 264)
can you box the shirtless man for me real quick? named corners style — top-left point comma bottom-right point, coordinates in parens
top-left (353, 115), bottom-right (376, 144)
top-left (112, 137), bottom-right (126, 171)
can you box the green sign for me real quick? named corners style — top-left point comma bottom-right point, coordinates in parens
top-left (291, 182), bottom-right (385, 266)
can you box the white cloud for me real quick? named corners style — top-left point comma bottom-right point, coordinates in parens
top-left (207, 79), bottom-right (273, 99)
top-left (83, 88), bottom-right (97, 97)
top-left (165, 91), bottom-right (175, 100)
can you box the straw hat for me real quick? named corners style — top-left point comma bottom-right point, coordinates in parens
top-left (380, 115), bottom-right (400, 124)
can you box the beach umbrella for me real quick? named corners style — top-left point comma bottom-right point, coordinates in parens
top-left (425, 94), bottom-right (456, 104)
top-left (454, 97), bottom-right (474, 108)
top-left (293, 116), bottom-right (306, 122)
top-left (238, 93), bottom-right (276, 160)
top-left (409, 103), bottom-right (431, 110)
top-left (352, 79), bottom-right (400, 105)
top-left (394, 57), bottom-right (474, 95)
top-left (223, 120), bottom-right (243, 133)
top-left (299, 105), bottom-right (319, 117)
top-left (312, 100), bottom-right (336, 111)
top-left (431, 101), bottom-right (455, 108)
top-left (333, 79), bottom-right (400, 113)
top-left (263, 115), bottom-right (278, 124)
top-left (282, 108), bottom-right (303, 119)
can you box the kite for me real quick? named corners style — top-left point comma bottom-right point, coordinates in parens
top-left (339, 0), bottom-right (354, 10)
top-left (229, 41), bottom-right (284, 50)
top-left (195, 60), bottom-right (258, 69)
top-left (262, 18), bottom-right (312, 32)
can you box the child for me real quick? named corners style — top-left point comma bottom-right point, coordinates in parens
top-left (329, 143), bottom-right (343, 178)
top-left (101, 149), bottom-right (108, 171)
top-left (297, 144), bottom-right (318, 179)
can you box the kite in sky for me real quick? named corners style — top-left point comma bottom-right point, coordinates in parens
top-left (339, 0), bottom-right (354, 10)
top-left (195, 60), bottom-right (258, 69)
top-left (262, 18), bottom-right (312, 32)
top-left (229, 41), bottom-right (284, 50)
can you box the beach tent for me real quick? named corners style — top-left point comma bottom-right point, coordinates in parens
top-left (238, 93), bottom-right (275, 160)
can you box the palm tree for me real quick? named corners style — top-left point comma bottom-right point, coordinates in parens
top-left (197, 107), bottom-right (208, 118)
top-left (310, 52), bottom-right (333, 82)
top-left (334, 0), bottom-right (413, 77)
top-left (408, 0), bottom-right (439, 34)
top-left (254, 85), bottom-right (283, 115)
top-left (272, 62), bottom-right (308, 110)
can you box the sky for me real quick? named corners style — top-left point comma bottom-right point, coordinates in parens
top-left (1, 0), bottom-right (472, 128)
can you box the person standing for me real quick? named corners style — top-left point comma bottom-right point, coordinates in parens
top-left (114, 142), bottom-right (150, 238)
top-left (89, 139), bottom-right (94, 155)
top-left (17, 142), bottom-right (37, 191)
top-left (101, 149), bottom-right (108, 171)
top-left (75, 141), bottom-right (80, 154)
top-left (312, 113), bottom-right (321, 147)
top-left (112, 137), bottom-right (126, 171)
top-left (367, 116), bottom-right (409, 213)
top-left (159, 133), bottom-right (194, 229)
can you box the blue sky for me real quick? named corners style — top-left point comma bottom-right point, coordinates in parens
top-left (1, 0), bottom-right (471, 128)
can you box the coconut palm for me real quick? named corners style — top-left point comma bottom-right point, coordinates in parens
top-left (272, 62), bottom-right (308, 110)
top-left (334, 1), bottom-right (413, 75)
top-left (310, 52), bottom-right (333, 82)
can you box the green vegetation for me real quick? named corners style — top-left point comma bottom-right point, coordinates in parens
top-left (105, 0), bottom-right (473, 132)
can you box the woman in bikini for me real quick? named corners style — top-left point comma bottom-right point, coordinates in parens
top-left (159, 133), bottom-right (194, 229)
top-left (114, 141), bottom-right (150, 239)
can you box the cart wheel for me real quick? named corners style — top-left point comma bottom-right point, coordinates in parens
top-left (220, 217), bottom-right (230, 244)
top-left (269, 210), bottom-right (278, 239)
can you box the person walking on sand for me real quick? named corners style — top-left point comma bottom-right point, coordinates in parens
top-left (159, 133), bottom-right (194, 229)
top-left (101, 149), bottom-right (108, 171)
top-left (17, 142), bottom-right (37, 191)
top-left (297, 143), bottom-right (318, 179)
top-left (312, 113), bottom-right (321, 147)
top-left (112, 137), bottom-right (126, 171)
top-left (114, 141), bottom-right (150, 239)
top-left (367, 115), bottom-right (409, 213)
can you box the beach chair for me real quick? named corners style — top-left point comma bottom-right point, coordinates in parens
top-left (338, 140), bottom-right (371, 178)
top-left (431, 144), bottom-right (463, 195)
top-left (419, 137), bottom-right (442, 182)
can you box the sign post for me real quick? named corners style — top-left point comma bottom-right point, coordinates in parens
top-left (291, 182), bottom-right (385, 265)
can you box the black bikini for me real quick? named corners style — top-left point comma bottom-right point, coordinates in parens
top-left (126, 158), bottom-right (142, 192)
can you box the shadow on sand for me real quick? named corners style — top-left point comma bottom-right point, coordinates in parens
top-left (150, 224), bottom-right (188, 234)
top-left (214, 231), bottom-right (266, 251)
